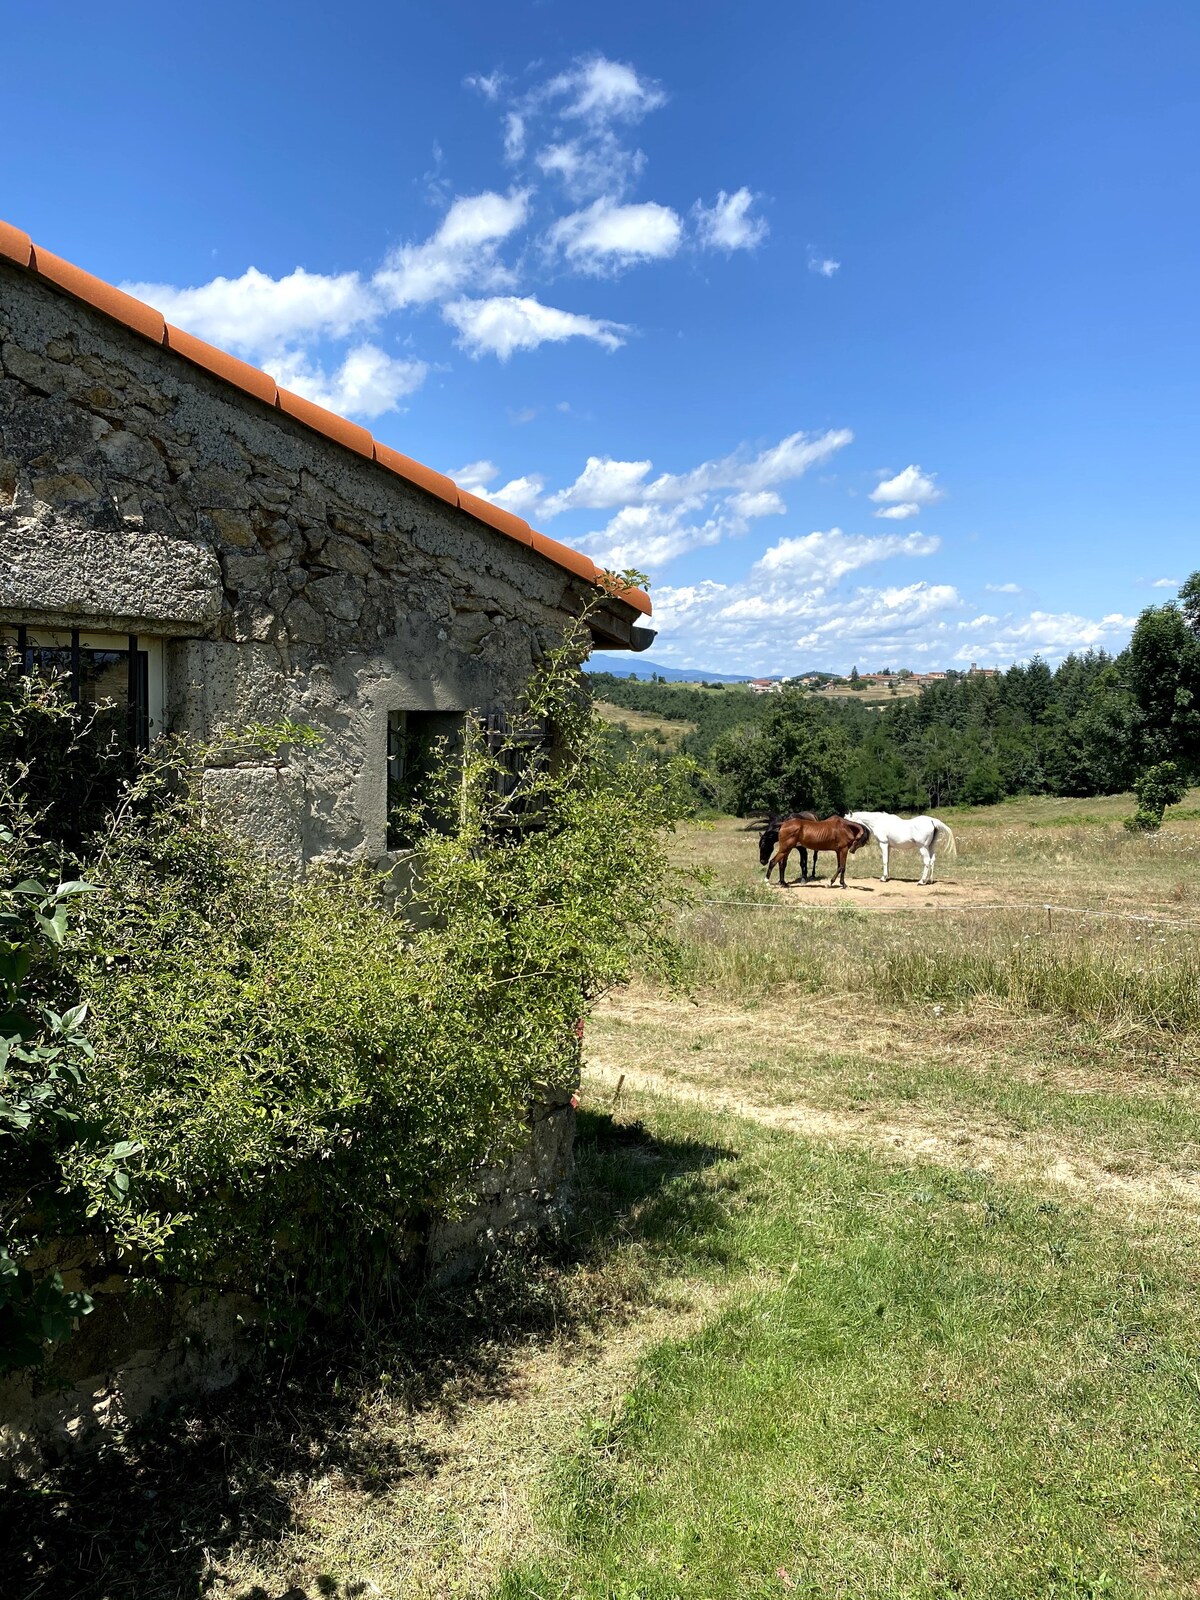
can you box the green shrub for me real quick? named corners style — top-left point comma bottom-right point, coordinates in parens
top-left (1125, 760), bottom-right (1189, 832)
top-left (1, 594), bottom-right (693, 1361)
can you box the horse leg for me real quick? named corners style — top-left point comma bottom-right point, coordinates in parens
top-left (835, 846), bottom-right (848, 887)
top-left (778, 847), bottom-right (790, 887)
top-left (918, 844), bottom-right (932, 886)
top-left (799, 846), bottom-right (809, 882)
top-left (878, 840), bottom-right (889, 882)
top-left (811, 850), bottom-right (820, 882)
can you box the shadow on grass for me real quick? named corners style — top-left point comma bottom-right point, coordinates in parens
top-left (2, 1110), bottom-right (735, 1600)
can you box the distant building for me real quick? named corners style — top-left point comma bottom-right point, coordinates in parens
top-left (749, 677), bottom-right (783, 694)
top-left (967, 662), bottom-right (999, 677)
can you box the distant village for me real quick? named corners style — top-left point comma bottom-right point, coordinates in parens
top-left (747, 663), bottom-right (1000, 694)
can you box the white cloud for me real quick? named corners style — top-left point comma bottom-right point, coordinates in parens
top-left (872, 501), bottom-right (921, 520)
top-left (447, 460), bottom-right (498, 495)
top-left (513, 55), bottom-right (666, 201)
top-left (694, 188), bottom-right (768, 252)
top-left (465, 71), bottom-right (504, 101)
top-left (546, 55), bottom-right (666, 125)
top-left (576, 486), bottom-right (791, 570)
top-left (534, 138), bottom-right (648, 203)
top-left (754, 529), bottom-right (940, 583)
top-left (503, 112), bottom-right (526, 163)
top-left (808, 253), bottom-right (840, 277)
top-left (870, 464), bottom-right (945, 510)
top-left (639, 553), bottom-right (1138, 675)
top-left (1151, 577), bottom-right (1180, 589)
top-left (489, 475), bottom-right (547, 515)
top-left (985, 582), bottom-right (1022, 594)
top-left (727, 490), bottom-right (786, 521)
top-left (123, 265), bottom-right (379, 356)
top-left (547, 199), bottom-right (683, 272)
top-left (948, 611), bottom-right (1135, 663)
top-left (271, 343), bottom-right (427, 418)
top-left (442, 295), bottom-right (629, 359)
top-left (373, 190), bottom-right (529, 308)
top-left (543, 428), bottom-right (853, 517)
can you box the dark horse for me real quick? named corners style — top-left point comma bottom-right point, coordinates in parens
top-left (761, 814), bottom-right (872, 888)
top-left (759, 811), bottom-right (820, 882)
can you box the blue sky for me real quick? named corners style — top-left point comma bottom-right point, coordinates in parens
top-left (5, 1), bottom-right (1199, 675)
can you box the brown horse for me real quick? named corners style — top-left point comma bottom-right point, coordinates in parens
top-left (762, 814), bottom-right (871, 888)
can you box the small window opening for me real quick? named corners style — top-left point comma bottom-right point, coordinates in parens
top-left (387, 709), bottom-right (464, 851)
top-left (2, 627), bottom-right (163, 747)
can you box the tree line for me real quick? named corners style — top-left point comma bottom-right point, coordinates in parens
top-left (591, 572), bottom-right (1200, 819)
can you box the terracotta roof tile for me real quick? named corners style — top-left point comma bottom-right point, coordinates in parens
top-left (0, 218), bottom-right (650, 621)
top-left (456, 489), bottom-right (534, 548)
top-left (372, 442), bottom-right (457, 506)
top-left (0, 221), bottom-right (33, 269)
top-left (30, 246), bottom-right (167, 345)
top-left (275, 386), bottom-right (375, 459)
top-left (164, 323), bottom-right (279, 407)
top-left (532, 531), bottom-right (600, 584)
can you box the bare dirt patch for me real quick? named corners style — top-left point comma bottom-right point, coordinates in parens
top-left (758, 872), bottom-right (1005, 914)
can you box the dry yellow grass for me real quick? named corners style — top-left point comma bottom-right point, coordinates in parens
top-left (592, 700), bottom-right (695, 746)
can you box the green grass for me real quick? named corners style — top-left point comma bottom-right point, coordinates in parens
top-left (496, 1100), bottom-right (1200, 1600)
top-left (589, 1010), bottom-right (1200, 1177)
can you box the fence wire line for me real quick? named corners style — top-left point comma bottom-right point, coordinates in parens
top-left (691, 896), bottom-right (1200, 931)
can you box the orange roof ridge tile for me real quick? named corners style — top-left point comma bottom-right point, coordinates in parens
top-left (0, 218), bottom-right (651, 619)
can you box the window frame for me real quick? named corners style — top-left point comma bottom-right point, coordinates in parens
top-left (1, 625), bottom-right (166, 745)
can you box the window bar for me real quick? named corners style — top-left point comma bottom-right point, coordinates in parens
top-left (128, 633), bottom-right (139, 745)
top-left (16, 624), bottom-right (28, 674)
top-left (69, 627), bottom-right (81, 704)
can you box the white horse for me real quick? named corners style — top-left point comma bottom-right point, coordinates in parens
top-left (845, 811), bottom-right (957, 885)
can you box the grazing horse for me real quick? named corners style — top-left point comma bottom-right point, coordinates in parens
top-left (763, 814), bottom-right (872, 888)
top-left (758, 811), bottom-right (820, 883)
top-left (845, 810), bottom-right (957, 885)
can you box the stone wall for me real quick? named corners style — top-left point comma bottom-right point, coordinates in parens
top-left (0, 260), bottom-right (616, 866)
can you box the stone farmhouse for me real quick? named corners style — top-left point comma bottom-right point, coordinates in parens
top-left (0, 219), bottom-right (653, 869)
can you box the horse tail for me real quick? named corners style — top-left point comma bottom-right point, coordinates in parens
top-left (932, 819), bottom-right (957, 859)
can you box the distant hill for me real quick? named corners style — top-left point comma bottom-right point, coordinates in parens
top-left (585, 655), bottom-right (753, 683)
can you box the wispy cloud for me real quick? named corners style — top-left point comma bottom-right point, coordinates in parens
top-left (442, 295), bottom-right (629, 359)
top-left (542, 429), bottom-right (854, 518)
top-left (694, 188), bottom-right (768, 251)
top-left (807, 252), bottom-right (840, 277)
top-left (1151, 577), bottom-right (1180, 589)
top-left (985, 582), bottom-right (1022, 594)
top-left (373, 190), bottom-right (529, 307)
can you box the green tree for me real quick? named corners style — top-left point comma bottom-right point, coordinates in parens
top-left (1126, 591), bottom-right (1200, 771)
top-left (1125, 760), bottom-right (1189, 832)
top-left (710, 696), bottom-right (851, 815)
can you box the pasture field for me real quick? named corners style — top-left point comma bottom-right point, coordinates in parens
top-left (13, 794), bottom-right (1200, 1598)
top-left (593, 699), bottom-right (697, 745)
top-left (501, 793), bottom-right (1200, 1598)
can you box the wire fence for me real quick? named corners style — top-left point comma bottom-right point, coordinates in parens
top-left (691, 895), bottom-right (1200, 931)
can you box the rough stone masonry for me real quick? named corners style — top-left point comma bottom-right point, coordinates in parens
top-left (0, 255), bottom-right (646, 869)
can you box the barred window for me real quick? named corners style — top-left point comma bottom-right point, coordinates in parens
top-left (1, 626), bottom-right (165, 747)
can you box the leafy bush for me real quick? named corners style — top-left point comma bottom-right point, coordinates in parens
top-left (1, 597), bottom-right (693, 1365)
top-left (1125, 760), bottom-right (1189, 832)
top-left (0, 804), bottom-right (126, 1373)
